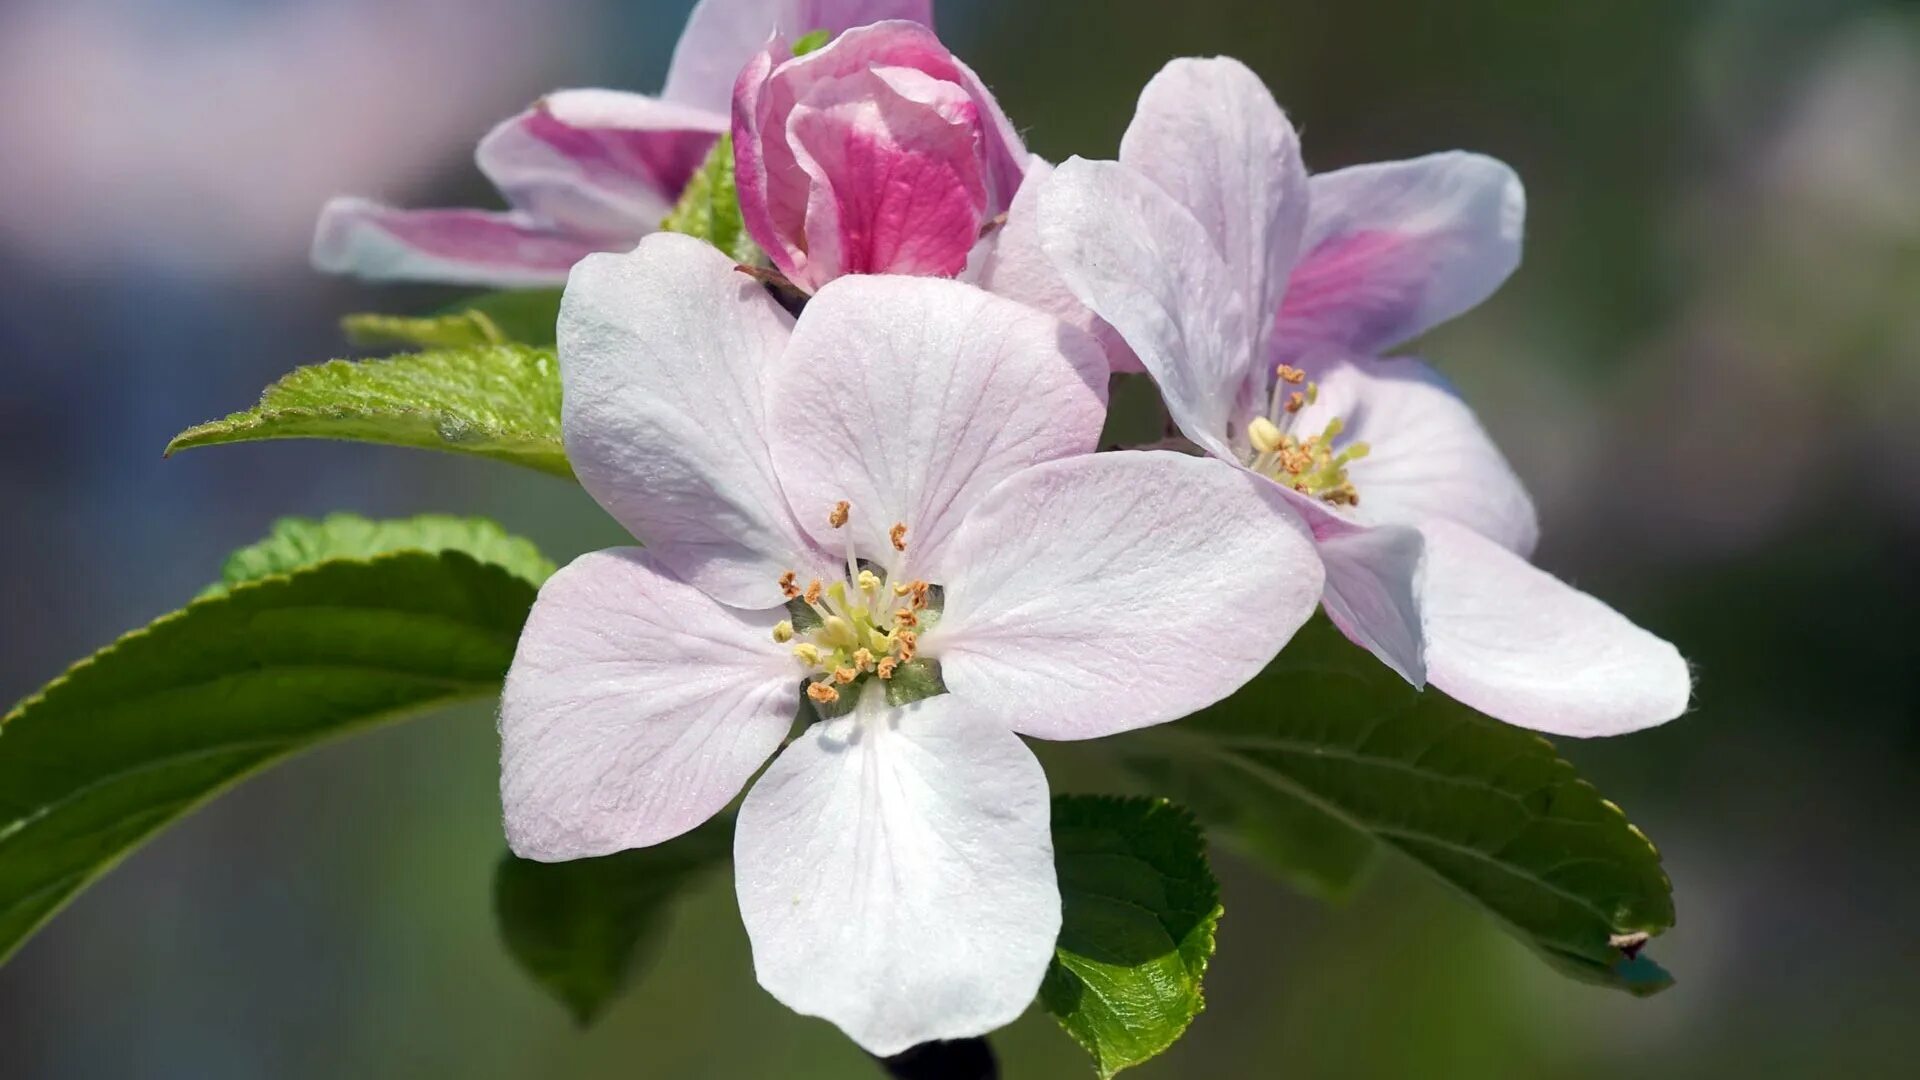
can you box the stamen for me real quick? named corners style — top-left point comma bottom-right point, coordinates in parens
top-left (828, 501), bottom-right (850, 528)
top-left (1248, 416), bottom-right (1284, 454)
top-left (895, 629), bottom-right (918, 661)
top-left (894, 608), bottom-right (919, 628)
top-left (889, 522), bottom-right (908, 552)
top-left (803, 579), bottom-right (823, 605)
top-left (857, 569), bottom-right (882, 594)
top-left (806, 681), bottom-right (840, 705)
top-left (772, 620), bottom-right (794, 643)
top-left (793, 643), bottom-right (823, 666)
top-left (779, 571), bottom-right (800, 600)
top-left (1284, 391), bottom-right (1306, 414)
top-left (833, 666), bottom-right (858, 685)
top-left (851, 648), bottom-right (875, 672)
top-left (876, 657), bottom-right (899, 679)
top-left (1277, 363), bottom-right (1306, 385)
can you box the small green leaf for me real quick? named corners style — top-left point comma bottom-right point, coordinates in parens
top-left (440, 289), bottom-right (562, 346)
top-left (791, 29), bottom-right (831, 55)
top-left (342, 309), bottom-right (502, 350)
top-left (165, 344), bottom-right (571, 478)
top-left (494, 816), bottom-right (732, 1025)
top-left (661, 133), bottom-right (761, 265)
top-left (1117, 616), bottom-right (1676, 993)
top-left (0, 516), bottom-right (551, 965)
top-left (1042, 796), bottom-right (1221, 1079)
top-left (208, 513), bottom-right (555, 596)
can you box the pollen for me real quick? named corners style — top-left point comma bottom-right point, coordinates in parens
top-left (772, 620), bottom-right (795, 643)
top-left (894, 608), bottom-right (919, 628)
top-left (828, 500), bottom-right (850, 528)
top-left (857, 569), bottom-right (882, 594)
top-left (851, 648), bottom-right (875, 672)
top-left (876, 657), bottom-right (899, 679)
top-left (779, 571), bottom-right (800, 599)
top-left (806, 681), bottom-right (840, 705)
top-left (889, 522), bottom-right (908, 551)
top-left (1277, 363), bottom-right (1306, 385)
top-left (792, 643), bottom-right (823, 666)
top-left (803, 578), bottom-right (823, 605)
top-left (895, 629), bottom-right (918, 661)
top-left (1284, 390), bottom-right (1306, 413)
top-left (833, 666), bottom-right (858, 685)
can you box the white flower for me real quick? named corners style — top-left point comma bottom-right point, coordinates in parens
top-left (498, 232), bottom-right (1324, 1053)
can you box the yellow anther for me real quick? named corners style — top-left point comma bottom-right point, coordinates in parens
top-left (828, 500), bottom-right (850, 528)
top-left (792, 643), bottom-right (823, 666)
top-left (1248, 416), bottom-right (1284, 454)
top-left (876, 657), bottom-right (899, 680)
top-left (858, 569), bottom-right (882, 594)
top-left (893, 582), bottom-right (912, 596)
top-left (806, 681), bottom-right (840, 705)
top-left (772, 620), bottom-right (794, 643)
top-left (833, 666), bottom-right (858, 685)
top-left (803, 578), bottom-right (823, 605)
top-left (1277, 363), bottom-right (1306, 385)
top-left (889, 522), bottom-right (908, 552)
top-left (779, 570), bottom-right (800, 599)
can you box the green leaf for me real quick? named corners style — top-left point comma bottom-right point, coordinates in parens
top-left (661, 133), bottom-right (760, 265)
top-left (791, 29), bottom-right (832, 55)
top-left (208, 512), bottom-right (555, 596)
top-left (165, 344), bottom-right (571, 479)
top-left (0, 516), bottom-right (551, 965)
top-left (493, 816), bottom-right (732, 1025)
top-left (342, 290), bottom-right (562, 351)
top-left (1117, 617), bottom-right (1675, 993)
top-left (1042, 796), bottom-right (1221, 1079)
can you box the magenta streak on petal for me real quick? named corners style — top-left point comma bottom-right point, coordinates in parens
top-left (1275, 228), bottom-right (1430, 354)
top-left (373, 209), bottom-right (615, 270)
top-left (522, 108), bottom-right (720, 206)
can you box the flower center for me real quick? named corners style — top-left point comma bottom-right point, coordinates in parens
top-left (773, 502), bottom-right (944, 715)
top-left (1243, 363), bottom-right (1368, 507)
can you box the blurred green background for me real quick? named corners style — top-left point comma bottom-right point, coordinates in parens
top-left (1, 0), bottom-right (1915, 1076)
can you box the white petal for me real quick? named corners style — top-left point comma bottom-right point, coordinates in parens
top-left (1293, 353), bottom-right (1539, 556)
top-left (1419, 520), bottom-right (1691, 737)
top-left (559, 232), bottom-right (836, 608)
top-left (1279, 151), bottom-right (1524, 356)
top-left (1120, 56), bottom-right (1308, 363)
top-left (735, 693), bottom-right (1058, 1056)
top-left (1310, 513), bottom-right (1428, 686)
top-left (500, 548), bottom-right (797, 860)
top-left (766, 275), bottom-right (1108, 578)
top-left (1040, 157), bottom-right (1251, 456)
top-left (932, 451), bottom-right (1324, 740)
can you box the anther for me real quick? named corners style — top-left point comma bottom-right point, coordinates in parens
top-left (793, 643), bottom-right (823, 666)
top-left (852, 648), bottom-right (875, 672)
top-left (779, 571), bottom-right (800, 599)
top-left (894, 608), bottom-right (919, 628)
top-left (1284, 391), bottom-right (1306, 414)
top-left (828, 500), bottom-right (850, 528)
top-left (889, 522), bottom-right (908, 552)
top-left (1248, 416), bottom-right (1284, 454)
top-left (1277, 364), bottom-right (1306, 385)
top-left (876, 657), bottom-right (899, 680)
top-left (772, 620), bottom-right (794, 643)
top-left (803, 579), bottom-right (823, 605)
top-left (857, 569), bottom-right (882, 594)
top-left (895, 629), bottom-right (918, 661)
top-left (833, 666), bottom-right (858, 685)
top-left (806, 681), bottom-right (840, 705)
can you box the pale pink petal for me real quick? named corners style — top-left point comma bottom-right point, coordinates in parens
top-left (735, 693), bottom-right (1057, 1056)
top-left (1292, 353), bottom-right (1539, 556)
top-left (1278, 152), bottom-right (1524, 357)
top-left (1419, 520), bottom-right (1691, 737)
top-left (766, 275), bottom-right (1108, 578)
top-left (310, 196), bottom-right (612, 288)
top-left (665, 0), bottom-right (935, 115)
top-left (970, 156), bottom-right (1143, 372)
top-left (479, 90), bottom-right (726, 236)
top-left (1309, 513), bottom-right (1427, 686)
top-left (783, 65), bottom-right (988, 289)
top-left (559, 233), bottom-right (836, 609)
top-left (932, 451), bottom-right (1324, 740)
top-left (1119, 55), bottom-right (1308, 376)
top-left (500, 548), bottom-right (797, 861)
top-left (1040, 157), bottom-right (1252, 457)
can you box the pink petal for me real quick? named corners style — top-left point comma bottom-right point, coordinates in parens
top-left (1419, 520), bottom-right (1691, 737)
top-left (1278, 152), bottom-right (1524, 357)
top-left (1119, 56), bottom-right (1308, 374)
top-left (665, 0), bottom-right (935, 115)
top-left (499, 548), bottom-right (796, 860)
top-left (1040, 157), bottom-right (1252, 457)
top-left (558, 233), bottom-right (837, 609)
top-left (309, 196), bottom-right (615, 288)
top-left (1308, 512), bottom-right (1427, 686)
top-left (765, 275), bottom-right (1108, 578)
top-left (783, 65), bottom-right (988, 288)
top-left (735, 693), bottom-right (1057, 1056)
top-left (480, 90), bottom-right (726, 236)
top-left (970, 156), bottom-right (1143, 372)
top-left (933, 451), bottom-right (1324, 741)
top-left (1292, 353), bottom-right (1539, 556)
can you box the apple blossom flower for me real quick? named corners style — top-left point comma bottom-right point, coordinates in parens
top-left (312, 0), bottom-right (932, 286)
top-left (499, 232), bottom-right (1324, 1052)
top-left (1037, 56), bottom-right (1691, 737)
top-left (732, 19), bottom-right (1027, 292)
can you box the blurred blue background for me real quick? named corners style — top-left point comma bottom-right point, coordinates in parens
top-left (1, 0), bottom-right (1915, 1076)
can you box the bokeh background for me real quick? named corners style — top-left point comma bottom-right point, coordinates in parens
top-left (2, 0), bottom-right (1915, 1076)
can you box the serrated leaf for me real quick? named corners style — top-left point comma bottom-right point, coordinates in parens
top-left (0, 517), bottom-right (551, 965)
top-left (165, 344), bottom-right (571, 478)
top-left (1117, 617), bottom-right (1675, 994)
top-left (1042, 796), bottom-right (1221, 1079)
top-left (493, 816), bottom-right (732, 1025)
top-left (208, 513), bottom-right (554, 596)
top-left (341, 290), bottom-right (563, 351)
top-left (661, 133), bottom-right (761, 265)
top-left (440, 289), bottom-right (562, 346)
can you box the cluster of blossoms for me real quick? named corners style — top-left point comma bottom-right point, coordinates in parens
top-left (317, 0), bottom-right (1690, 1056)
